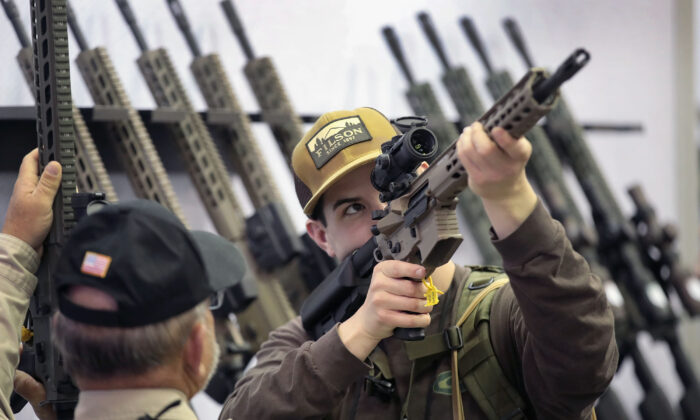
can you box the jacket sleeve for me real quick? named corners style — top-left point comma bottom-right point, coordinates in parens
top-left (219, 317), bottom-right (370, 419)
top-left (0, 234), bottom-right (40, 420)
top-left (489, 201), bottom-right (619, 419)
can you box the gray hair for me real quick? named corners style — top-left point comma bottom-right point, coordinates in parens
top-left (52, 301), bottom-right (209, 379)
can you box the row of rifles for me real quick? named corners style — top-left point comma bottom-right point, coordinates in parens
top-left (2, 1), bottom-right (699, 419)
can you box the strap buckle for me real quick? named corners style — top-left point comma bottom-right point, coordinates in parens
top-left (443, 326), bottom-right (463, 351)
top-left (364, 375), bottom-right (395, 402)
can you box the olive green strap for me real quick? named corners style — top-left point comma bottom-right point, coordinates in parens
top-left (368, 347), bottom-right (394, 380)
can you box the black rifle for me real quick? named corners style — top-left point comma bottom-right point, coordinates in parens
top-left (627, 184), bottom-right (700, 316)
top-left (302, 49), bottom-right (589, 340)
top-left (16, 0), bottom-right (79, 417)
top-left (502, 17), bottom-right (700, 420)
top-left (381, 25), bottom-right (502, 266)
top-left (1, 0), bottom-right (117, 203)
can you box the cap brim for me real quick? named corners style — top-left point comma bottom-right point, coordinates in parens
top-left (190, 231), bottom-right (249, 293)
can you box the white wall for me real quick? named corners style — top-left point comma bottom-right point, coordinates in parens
top-left (2, 1), bottom-right (698, 419)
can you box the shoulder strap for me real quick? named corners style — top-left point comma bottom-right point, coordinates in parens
top-left (403, 266), bottom-right (527, 420)
top-left (452, 269), bottom-right (525, 420)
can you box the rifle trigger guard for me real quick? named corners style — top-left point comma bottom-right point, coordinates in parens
top-left (373, 248), bottom-right (385, 262)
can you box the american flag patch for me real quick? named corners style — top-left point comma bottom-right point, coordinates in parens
top-left (80, 251), bottom-right (112, 278)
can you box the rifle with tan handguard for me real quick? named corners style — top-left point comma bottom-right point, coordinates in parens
top-left (302, 49), bottom-right (590, 341)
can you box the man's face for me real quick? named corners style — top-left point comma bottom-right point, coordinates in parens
top-left (307, 164), bottom-right (385, 261)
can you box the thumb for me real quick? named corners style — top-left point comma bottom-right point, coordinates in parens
top-left (34, 161), bottom-right (62, 200)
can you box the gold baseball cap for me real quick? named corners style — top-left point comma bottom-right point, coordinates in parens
top-left (292, 107), bottom-right (399, 216)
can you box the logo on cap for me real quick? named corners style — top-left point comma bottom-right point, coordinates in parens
top-left (80, 251), bottom-right (112, 278)
top-left (305, 115), bottom-right (372, 168)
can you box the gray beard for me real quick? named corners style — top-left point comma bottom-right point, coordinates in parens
top-left (202, 325), bottom-right (221, 389)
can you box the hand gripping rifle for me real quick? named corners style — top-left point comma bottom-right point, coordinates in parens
top-left (2, 0), bottom-right (117, 203)
top-left (164, 0), bottom-right (310, 311)
top-left (419, 19), bottom-right (635, 418)
top-left (114, 0), bottom-right (293, 349)
top-left (302, 49), bottom-right (590, 341)
top-left (13, 0), bottom-right (80, 417)
top-left (381, 25), bottom-right (501, 266)
top-left (503, 17), bottom-right (700, 420)
top-left (220, 0), bottom-right (304, 163)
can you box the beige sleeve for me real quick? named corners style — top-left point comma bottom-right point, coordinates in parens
top-left (0, 234), bottom-right (39, 420)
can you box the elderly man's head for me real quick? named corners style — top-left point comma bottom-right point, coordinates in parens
top-left (51, 200), bottom-right (249, 396)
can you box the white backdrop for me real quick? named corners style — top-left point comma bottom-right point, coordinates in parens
top-left (0, 1), bottom-right (698, 419)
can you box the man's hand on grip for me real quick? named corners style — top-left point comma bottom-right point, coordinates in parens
top-left (338, 260), bottom-right (432, 360)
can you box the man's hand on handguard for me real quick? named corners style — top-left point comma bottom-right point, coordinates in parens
top-left (2, 149), bottom-right (62, 254)
top-left (338, 260), bottom-right (432, 360)
top-left (456, 122), bottom-right (538, 238)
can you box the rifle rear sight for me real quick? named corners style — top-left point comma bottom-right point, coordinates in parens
top-left (370, 116), bottom-right (438, 202)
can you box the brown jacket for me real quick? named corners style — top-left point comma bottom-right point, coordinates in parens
top-left (220, 202), bottom-right (618, 419)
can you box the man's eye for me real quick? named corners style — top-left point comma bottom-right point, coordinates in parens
top-left (344, 203), bottom-right (364, 216)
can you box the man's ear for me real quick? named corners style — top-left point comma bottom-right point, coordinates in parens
top-left (183, 321), bottom-right (206, 381)
top-left (306, 218), bottom-right (335, 258)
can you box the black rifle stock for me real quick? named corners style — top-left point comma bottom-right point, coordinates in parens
top-left (2, 0), bottom-right (117, 203)
top-left (302, 50), bottom-right (589, 340)
top-left (64, 2), bottom-right (187, 224)
top-left (627, 185), bottom-right (700, 316)
top-left (115, 0), bottom-right (294, 349)
top-left (21, 0), bottom-right (79, 416)
top-left (503, 17), bottom-right (699, 420)
top-left (165, 0), bottom-right (310, 311)
top-left (381, 25), bottom-right (502, 266)
top-left (220, 0), bottom-right (304, 163)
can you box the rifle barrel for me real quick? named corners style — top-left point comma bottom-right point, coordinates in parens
top-left (533, 49), bottom-right (589, 103)
top-left (502, 18), bottom-right (535, 68)
top-left (115, 0), bottom-right (149, 52)
top-left (459, 16), bottom-right (493, 74)
top-left (1, 0), bottom-right (31, 47)
top-left (417, 12), bottom-right (451, 71)
top-left (165, 0), bottom-right (202, 57)
top-left (220, 0), bottom-right (255, 61)
top-left (382, 26), bottom-right (415, 85)
top-left (66, 1), bottom-right (89, 52)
